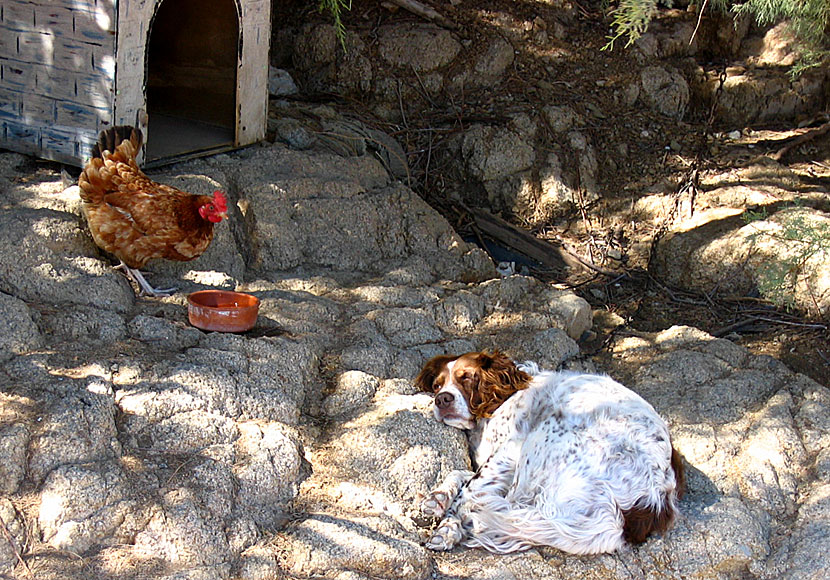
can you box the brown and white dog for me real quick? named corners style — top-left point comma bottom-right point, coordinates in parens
top-left (415, 351), bottom-right (684, 554)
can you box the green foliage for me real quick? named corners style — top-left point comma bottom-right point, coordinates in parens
top-left (319, 0), bottom-right (352, 49)
top-left (743, 206), bottom-right (830, 311)
top-left (605, 0), bottom-right (830, 74)
top-left (741, 206), bottom-right (769, 223)
top-left (732, 0), bottom-right (830, 74)
top-left (604, 0), bottom-right (661, 50)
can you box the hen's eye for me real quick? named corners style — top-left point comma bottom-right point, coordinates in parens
top-left (207, 204), bottom-right (214, 211)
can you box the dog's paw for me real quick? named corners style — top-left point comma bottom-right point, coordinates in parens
top-left (421, 490), bottom-right (452, 518)
top-left (425, 518), bottom-right (464, 551)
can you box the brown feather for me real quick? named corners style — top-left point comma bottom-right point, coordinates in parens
top-left (78, 126), bottom-right (220, 270)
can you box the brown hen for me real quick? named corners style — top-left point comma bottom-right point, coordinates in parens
top-left (78, 126), bottom-right (228, 296)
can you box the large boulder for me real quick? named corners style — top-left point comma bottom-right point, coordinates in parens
top-left (651, 205), bottom-right (830, 317)
top-left (0, 207), bottom-right (135, 313)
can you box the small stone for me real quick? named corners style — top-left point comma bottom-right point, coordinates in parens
top-left (268, 67), bottom-right (299, 97)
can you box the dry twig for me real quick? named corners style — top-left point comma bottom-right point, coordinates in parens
top-left (383, 0), bottom-right (456, 29)
top-left (769, 120), bottom-right (830, 161)
top-left (0, 516), bottom-right (34, 579)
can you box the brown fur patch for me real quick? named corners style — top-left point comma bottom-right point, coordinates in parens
top-left (468, 351), bottom-right (531, 417)
top-left (671, 446), bottom-right (686, 499)
top-left (415, 351), bottom-right (532, 418)
top-left (414, 354), bottom-right (457, 393)
top-left (622, 446), bottom-right (685, 543)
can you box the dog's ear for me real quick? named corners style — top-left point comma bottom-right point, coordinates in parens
top-left (415, 354), bottom-right (456, 393)
top-left (473, 351), bottom-right (531, 418)
top-left (471, 351), bottom-right (495, 369)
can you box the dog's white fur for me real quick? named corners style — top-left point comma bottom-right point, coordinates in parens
top-left (417, 353), bottom-right (682, 555)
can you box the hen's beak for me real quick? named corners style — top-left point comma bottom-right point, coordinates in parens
top-left (207, 211), bottom-right (228, 224)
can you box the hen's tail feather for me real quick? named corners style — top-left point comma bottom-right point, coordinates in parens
top-left (91, 125), bottom-right (143, 161)
top-left (79, 126), bottom-right (144, 205)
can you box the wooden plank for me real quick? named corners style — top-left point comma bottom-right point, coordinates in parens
top-left (1, 3), bottom-right (36, 32)
top-left (244, 0), bottom-right (270, 19)
top-left (76, 70), bottom-right (113, 104)
top-left (0, 87), bottom-right (21, 120)
top-left (32, 5), bottom-right (74, 31)
top-left (237, 2), bottom-right (271, 147)
top-left (1, 30), bottom-right (101, 71)
top-left (52, 37), bottom-right (97, 72)
top-left (1, 59), bottom-right (36, 92)
top-left (55, 100), bottom-right (110, 127)
top-left (3, 2), bottom-right (98, 34)
top-left (468, 207), bottom-right (580, 272)
top-left (90, 44), bottom-right (115, 80)
top-left (41, 125), bottom-right (81, 159)
top-left (117, 0), bottom-right (157, 21)
top-left (20, 93), bottom-right (56, 122)
top-left (27, 0), bottom-right (97, 11)
top-left (0, 29), bottom-right (18, 60)
top-left (16, 30), bottom-right (62, 67)
top-left (34, 63), bottom-right (76, 99)
top-left (28, 62), bottom-right (113, 108)
top-left (2, 120), bottom-right (40, 153)
top-left (78, 129), bottom-right (99, 163)
top-left (73, 10), bottom-right (115, 42)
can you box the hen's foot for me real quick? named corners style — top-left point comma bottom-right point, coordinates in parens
top-left (116, 263), bottom-right (176, 297)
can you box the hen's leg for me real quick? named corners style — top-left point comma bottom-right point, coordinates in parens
top-left (116, 262), bottom-right (176, 297)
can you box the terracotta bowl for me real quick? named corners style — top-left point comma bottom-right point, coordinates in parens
top-left (187, 290), bottom-right (259, 333)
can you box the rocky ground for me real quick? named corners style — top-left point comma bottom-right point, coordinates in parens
top-left (270, 0), bottom-right (830, 384)
top-left (1, 1), bottom-right (829, 579)
top-left (1, 135), bottom-right (829, 580)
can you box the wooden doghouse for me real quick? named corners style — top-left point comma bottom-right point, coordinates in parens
top-left (0, 0), bottom-right (270, 167)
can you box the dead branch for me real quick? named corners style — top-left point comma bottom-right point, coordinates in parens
top-left (559, 242), bottom-right (629, 278)
top-left (769, 120), bottom-right (830, 161)
top-left (382, 0), bottom-right (456, 30)
top-left (689, 0), bottom-right (709, 46)
top-left (710, 312), bottom-right (827, 337)
top-left (0, 516), bottom-right (33, 579)
top-left (749, 316), bottom-right (827, 330)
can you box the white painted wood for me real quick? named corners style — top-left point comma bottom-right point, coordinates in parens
top-left (0, 0), bottom-right (270, 166)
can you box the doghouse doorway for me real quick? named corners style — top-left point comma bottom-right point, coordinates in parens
top-left (145, 0), bottom-right (239, 163)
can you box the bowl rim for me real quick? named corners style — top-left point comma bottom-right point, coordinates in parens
top-left (187, 289), bottom-right (260, 309)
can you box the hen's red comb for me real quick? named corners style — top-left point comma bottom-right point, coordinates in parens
top-left (213, 191), bottom-right (228, 212)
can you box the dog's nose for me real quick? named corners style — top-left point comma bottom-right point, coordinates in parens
top-left (435, 392), bottom-right (454, 409)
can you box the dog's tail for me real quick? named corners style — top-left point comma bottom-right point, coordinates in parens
top-left (462, 494), bottom-right (626, 555)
